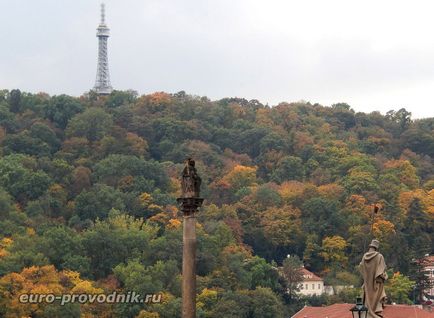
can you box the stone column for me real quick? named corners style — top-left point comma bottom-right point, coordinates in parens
top-left (182, 212), bottom-right (196, 318)
top-left (178, 158), bottom-right (203, 318)
top-left (177, 198), bottom-right (203, 318)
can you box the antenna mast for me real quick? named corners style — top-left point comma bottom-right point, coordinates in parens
top-left (93, 3), bottom-right (113, 95)
top-left (101, 3), bottom-right (105, 24)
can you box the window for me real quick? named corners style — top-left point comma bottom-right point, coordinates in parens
top-left (312, 284), bottom-right (314, 289)
top-left (318, 284), bottom-right (321, 289)
top-left (305, 284), bottom-right (308, 290)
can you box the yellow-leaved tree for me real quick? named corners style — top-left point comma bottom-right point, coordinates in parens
top-left (321, 235), bottom-right (348, 269)
top-left (220, 165), bottom-right (257, 191)
top-left (0, 265), bottom-right (105, 318)
top-left (260, 205), bottom-right (302, 247)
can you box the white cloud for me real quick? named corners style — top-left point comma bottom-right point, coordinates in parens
top-left (0, 0), bottom-right (433, 118)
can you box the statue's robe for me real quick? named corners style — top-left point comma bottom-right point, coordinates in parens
top-left (359, 251), bottom-right (387, 318)
top-left (181, 165), bottom-right (201, 198)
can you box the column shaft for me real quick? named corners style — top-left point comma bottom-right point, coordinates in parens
top-left (182, 214), bottom-right (196, 318)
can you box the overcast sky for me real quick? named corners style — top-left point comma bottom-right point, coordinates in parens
top-left (1, 0), bottom-right (434, 118)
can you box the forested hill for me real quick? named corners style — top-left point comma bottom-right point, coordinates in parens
top-left (0, 89), bottom-right (433, 317)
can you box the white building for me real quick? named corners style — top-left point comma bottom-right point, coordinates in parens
top-left (297, 267), bottom-right (325, 296)
top-left (324, 285), bottom-right (354, 296)
top-left (423, 255), bottom-right (434, 300)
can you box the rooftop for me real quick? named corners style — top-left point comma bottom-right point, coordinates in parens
top-left (424, 255), bottom-right (434, 266)
top-left (292, 303), bottom-right (434, 318)
top-left (301, 267), bottom-right (323, 282)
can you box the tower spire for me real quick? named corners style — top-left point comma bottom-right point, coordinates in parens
top-left (101, 3), bottom-right (105, 24)
top-left (93, 3), bottom-right (113, 95)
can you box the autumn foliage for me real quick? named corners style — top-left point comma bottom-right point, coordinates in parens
top-left (0, 89), bottom-right (432, 316)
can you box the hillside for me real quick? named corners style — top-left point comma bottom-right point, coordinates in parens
top-left (0, 89), bottom-right (433, 317)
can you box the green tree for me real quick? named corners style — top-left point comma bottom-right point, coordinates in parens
top-left (106, 90), bottom-right (138, 108)
top-left (249, 287), bottom-right (285, 318)
top-left (37, 226), bottom-right (85, 270)
top-left (29, 122), bottom-right (60, 152)
top-left (44, 94), bottom-right (84, 128)
top-left (254, 185), bottom-right (282, 208)
top-left (341, 167), bottom-right (378, 194)
top-left (282, 255), bottom-right (303, 300)
top-left (74, 184), bottom-right (126, 220)
top-left (93, 154), bottom-right (170, 192)
top-left (0, 154), bottom-right (52, 202)
top-left (66, 107), bottom-right (113, 142)
top-left (405, 198), bottom-right (431, 256)
top-left (8, 89), bottom-right (21, 113)
top-left (400, 198), bottom-right (432, 303)
top-left (114, 259), bottom-right (179, 296)
top-left (387, 108), bottom-right (412, 133)
top-left (208, 291), bottom-right (250, 318)
top-left (0, 104), bottom-right (18, 132)
top-left (271, 156), bottom-right (305, 183)
top-left (82, 210), bottom-right (158, 278)
top-left (2, 131), bottom-right (51, 157)
top-left (303, 234), bottom-right (323, 272)
top-left (301, 197), bottom-right (347, 238)
top-left (0, 233), bottom-right (49, 275)
top-left (386, 272), bottom-right (415, 304)
top-left (243, 256), bottom-right (280, 290)
top-left (0, 188), bottom-right (27, 236)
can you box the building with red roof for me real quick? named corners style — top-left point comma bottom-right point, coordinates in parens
top-left (292, 303), bottom-right (433, 318)
top-left (298, 267), bottom-right (325, 296)
top-left (423, 255), bottom-right (434, 300)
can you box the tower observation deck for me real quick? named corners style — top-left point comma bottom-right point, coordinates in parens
top-left (93, 3), bottom-right (113, 95)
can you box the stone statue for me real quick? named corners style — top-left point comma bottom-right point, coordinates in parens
top-left (359, 239), bottom-right (388, 318)
top-left (181, 158), bottom-right (201, 198)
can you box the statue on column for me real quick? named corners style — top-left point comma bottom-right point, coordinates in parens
top-left (359, 239), bottom-right (388, 318)
top-left (181, 158), bottom-right (201, 198)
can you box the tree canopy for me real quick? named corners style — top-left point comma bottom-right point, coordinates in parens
top-left (0, 89), bottom-right (432, 317)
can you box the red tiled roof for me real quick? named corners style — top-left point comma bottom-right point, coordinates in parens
top-left (292, 303), bottom-right (434, 318)
top-left (292, 303), bottom-right (353, 318)
top-left (300, 268), bottom-right (323, 282)
top-left (424, 255), bottom-right (434, 266)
